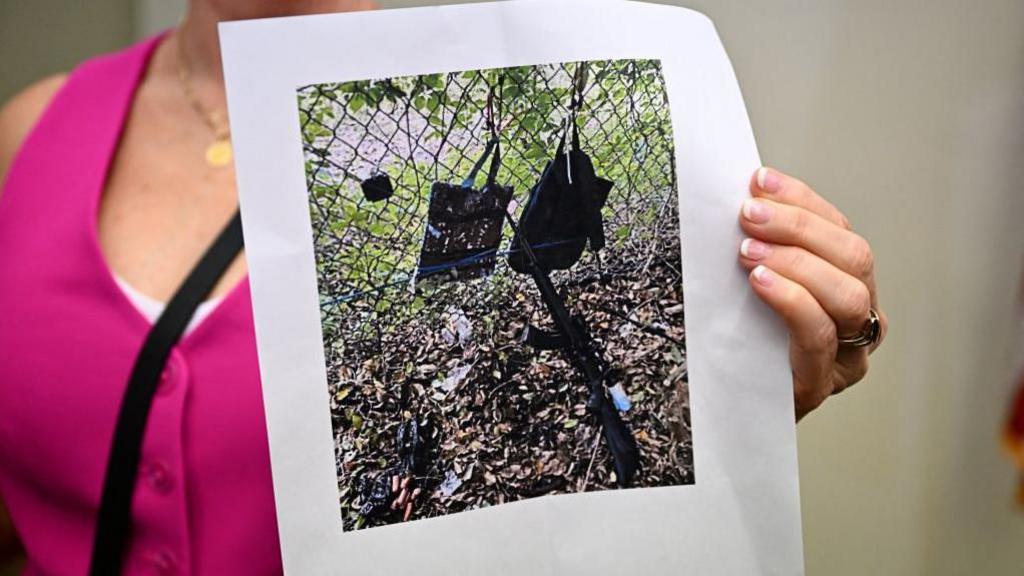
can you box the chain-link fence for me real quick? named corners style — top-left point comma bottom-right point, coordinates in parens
top-left (297, 60), bottom-right (689, 529)
top-left (299, 59), bottom-right (678, 352)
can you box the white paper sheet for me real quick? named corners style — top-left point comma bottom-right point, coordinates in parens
top-left (220, 1), bottom-right (803, 574)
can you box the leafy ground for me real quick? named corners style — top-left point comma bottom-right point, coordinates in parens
top-left (328, 227), bottom-right (692, 531)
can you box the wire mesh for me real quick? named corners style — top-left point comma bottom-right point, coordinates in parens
top-left (298, 59), bottom-right (678, 357)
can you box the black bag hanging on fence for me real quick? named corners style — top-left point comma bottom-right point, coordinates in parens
top-left (416, 83), bottom-right (513, 284)
top-left (507, 73), bottom-right (613, 275)
top-left (416, 137), bottom-right (513, 283)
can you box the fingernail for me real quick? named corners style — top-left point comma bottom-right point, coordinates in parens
top-left (756, 167), bottom-right (782, 193)
top-left (740, 238), bottom-right (771, 260)
top-left (751, 265), bottom-right (775, 287)
top-left (742, 199), bottom-right (773, 224)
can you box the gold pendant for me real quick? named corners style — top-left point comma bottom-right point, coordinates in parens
top-left (205, 139), bottom-right (233, 168)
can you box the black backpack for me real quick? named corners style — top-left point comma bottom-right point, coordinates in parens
top-left (508, 113), bottom-right (612, 274)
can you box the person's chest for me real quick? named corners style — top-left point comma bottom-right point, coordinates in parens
top-left (97, 74), bottom-right (246, 303)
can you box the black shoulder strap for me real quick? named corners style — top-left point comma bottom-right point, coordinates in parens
top-left (89, 210), bottom-right (245, 575)
top-left (486, 137), bottom-right (502, 187)
top-left (461, 138), bottom-right (497, 189)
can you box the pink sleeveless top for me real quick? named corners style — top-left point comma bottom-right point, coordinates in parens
top-left (0, 36), bottom-right (282, 575)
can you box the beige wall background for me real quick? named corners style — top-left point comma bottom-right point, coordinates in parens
top-left (4, 0), bottom-right (1023, 573)
top-left (0, 0), bottom-right (135, 101)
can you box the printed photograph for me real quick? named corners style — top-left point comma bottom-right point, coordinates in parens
top-left (296, 59), bottom-right (692, 531)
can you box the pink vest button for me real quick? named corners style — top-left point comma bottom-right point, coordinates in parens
top-left (142, 548), bottom-right (178, 575)
top-left (142, 460), bottom-right (174, 495)
top-left (157, 362), bottom-right (176, 396)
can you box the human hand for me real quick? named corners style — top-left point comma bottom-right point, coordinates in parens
top-left (738, 167), bottom-right (887, 420)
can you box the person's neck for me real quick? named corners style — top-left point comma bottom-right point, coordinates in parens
top-left (176, 0), bottom-right (377, 87)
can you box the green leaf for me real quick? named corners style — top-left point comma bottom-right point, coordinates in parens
top-left (349, 93), bottom-right (366, 112)
top-left (524, 143), bottom-right (547, 161)
top-left (423, 74), bottom-right (445, 91)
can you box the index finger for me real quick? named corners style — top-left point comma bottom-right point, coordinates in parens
top-left (752, 167), bottom-right (851, 230)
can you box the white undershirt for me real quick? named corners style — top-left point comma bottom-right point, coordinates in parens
top-left (114, 275), bottom-right (222, 335)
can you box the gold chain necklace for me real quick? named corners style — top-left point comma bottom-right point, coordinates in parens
top-left (175, 33), bottom-right (233, 168)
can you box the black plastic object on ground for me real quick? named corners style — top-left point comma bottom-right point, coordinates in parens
top-left (396, 419), bottom-right (429, 476)
top-left (356, 474), bottom-right (394, 518)
top-left (507, 118), bottom-right (613, 274)
top-left (356, 417), bottom-right (434, 519)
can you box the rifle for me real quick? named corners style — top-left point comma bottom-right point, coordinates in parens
top-left (500, 207), bottom-right (640, 488)
top-left (445, 74), bottom-right (638, 487)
